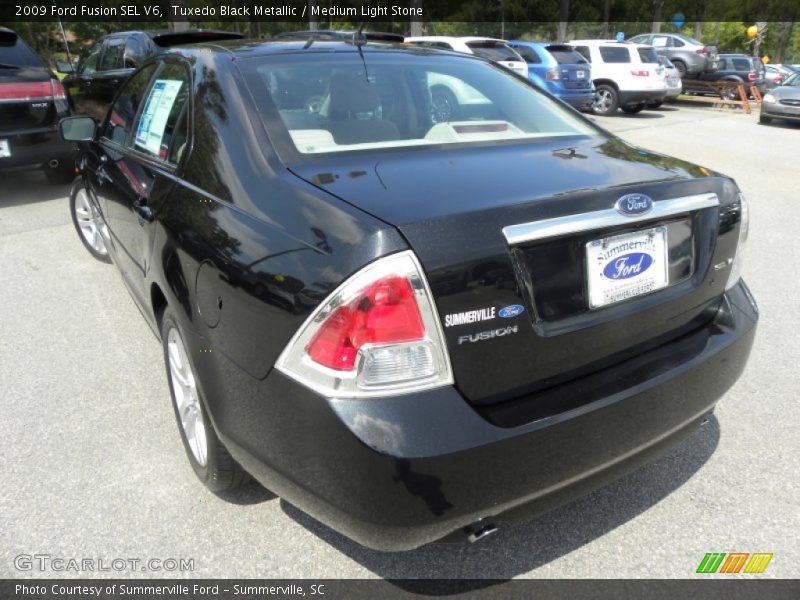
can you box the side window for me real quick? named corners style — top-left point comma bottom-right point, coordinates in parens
top-left (79, 43), bottom-right (102, 75)
top-left (99, 39), bottom-right (124, 71)
top-left (100, 63), bottom-right (157, 146)
top-left (123, 36), bottom-right (147, 69)
top-left (672, 38), bottom-right (685, 48)
top-left (652, 36), bottom-right (670, 48)
top-left (574, 46), bottom-right (591, 63)
top-left (732, 58), bottom-right (749, 71)
top-left (513, 46), bottom-right (541, 64)
top-left (599, 46), bottom-right (631, 63)
top-left (133, 62), bottom-right (191, 163)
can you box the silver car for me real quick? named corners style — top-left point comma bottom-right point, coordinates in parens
top-left (628, 33), bottom-right (718, 79)
top-left (761, 72), bottom-right (800, 124)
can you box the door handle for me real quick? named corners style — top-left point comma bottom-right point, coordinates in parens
top-left (133, 199), bottom-right (155, 223)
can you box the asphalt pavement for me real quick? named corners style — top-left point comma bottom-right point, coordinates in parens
top-left (1, 104), bottom-right (798, 579)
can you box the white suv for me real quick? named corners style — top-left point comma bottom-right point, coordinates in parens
top-left (404, 36), bottom-right (528, 78)
top-left (569, 40), bottom-right (667, 115)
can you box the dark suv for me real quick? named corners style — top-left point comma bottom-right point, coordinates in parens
top-left (62, 29), bottom-right (242, 119)
top-left (684, 54), bottom-right (766, 98)
top-left (0, 27), bottom-right (75, 183)
top-left (628, 33), bottom-right (719, 79)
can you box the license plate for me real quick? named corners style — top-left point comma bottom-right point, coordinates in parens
top-left (576, 70), bottom-right (585, 79)
top-left (0, 139), bottom-right (9, 158)
top-left (586, 227), bottom-right (669, 308)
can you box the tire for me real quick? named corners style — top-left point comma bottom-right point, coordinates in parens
top-left (45, 161), bottom-right (75, 184)
top-left (69, 179), bottom-right (111, 263)
top-left (621, 103), bottom-right (646, 114)
top-left (673, 60), bottom-right (687, 78)
top-left (759, 114), bottom-right (772, 124)
top-left (161, 309), bottom-right (250, 493)
top-left (591, 84), bottom-right (618, 116)
top-left (647, 100), bottom-right (664, 108)
top-left (430, 85), bottom-right (460, 123)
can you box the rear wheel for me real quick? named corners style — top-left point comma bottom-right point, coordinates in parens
top-left (621, 103), bottom-right (646, 114)
top-left (591, 85), bottom-right (618, 116)
top-left (673, 60), bottom-right (687, 78)
top-left (70, 179), bottom-right (110, 263)
top-left (162, 309), bottom-right (250, 493)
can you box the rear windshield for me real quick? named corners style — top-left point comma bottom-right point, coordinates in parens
top-left (465, 42), bottom-right (521, 62)
top-left (637, 47), bottom-right (659, 63)
top-left (239, 52), bottom-right (598, 157)
top-left (0, 36), bottom-right (46, 68)
top-left (677, 34), bottom-right (704, 46)
top-left (599, 46), bottom-right (630, 63)
top-left (545, 46), bottom-right (588, 65)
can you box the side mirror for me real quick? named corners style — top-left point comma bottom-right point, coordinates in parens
top-left (55, 60), bottom-right (74, 74)
top-left (60, 116), bottom-right (96, 142)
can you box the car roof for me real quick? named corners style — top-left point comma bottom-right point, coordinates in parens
top-left (569, 39), bottom-right (652, 48)
top-left (405, 36), bottom-right (504, 43)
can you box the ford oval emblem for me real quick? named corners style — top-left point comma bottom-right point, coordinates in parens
top-left (498, 304), bottom-right (525, 318)
top-left (603, 253), bottom-right (653, 280)
top-left (616, 193), bottom-right (653, 216)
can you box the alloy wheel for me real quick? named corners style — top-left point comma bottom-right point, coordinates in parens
top-left (73, 188), bottom-right (108, 257)
top-left (167, 327), bottom-right (208, 467)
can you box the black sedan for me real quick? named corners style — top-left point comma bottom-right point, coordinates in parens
top-left (61, 37), bottom-right (757, 550)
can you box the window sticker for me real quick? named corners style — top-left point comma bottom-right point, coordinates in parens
top-left (135, 79), bottom-right (183, 156)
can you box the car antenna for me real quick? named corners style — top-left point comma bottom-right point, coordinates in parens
top-left (354, 23), bottom-right (370, 81)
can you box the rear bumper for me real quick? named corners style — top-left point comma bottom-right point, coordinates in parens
top-left (556, 89), bottom-right (595, 109)
top-left (0, 126), bottom-right (75, 171)
top-left (618, 89), bottom-right (668, 106)
top-left (214, 281), bottom-right (757, 551)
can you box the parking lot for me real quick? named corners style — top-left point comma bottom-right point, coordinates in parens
top-left (1, 104), bottom-right (798, 579)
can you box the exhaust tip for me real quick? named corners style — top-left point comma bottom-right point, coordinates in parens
top-left (48, 159), bottom-right (60, 169)
top-left (466, 523), bottom-right (498, 544)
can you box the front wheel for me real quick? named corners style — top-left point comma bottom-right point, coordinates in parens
top-left (621, 103), bottom-right (646, 114)
top-left (591, 85), bottom-right (618, 116)
top-left (162, 310), bottom-right (250, 493)
top-left (70, 179), bottom-right (110, 262)
top-left (759, 114), bottom-right (772, 124)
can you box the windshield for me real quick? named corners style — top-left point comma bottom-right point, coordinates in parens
top-left (0, 37), bottom-right (46, 68)
top-left (783, 72), bottom-right (800, 87)
top-left (239, 51), bottom-right (598, 157)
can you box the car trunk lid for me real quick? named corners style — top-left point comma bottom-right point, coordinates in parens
top-left (0, 31), bottom-right (57, 133)
top-left (289, 136), bottom-right (738, 407)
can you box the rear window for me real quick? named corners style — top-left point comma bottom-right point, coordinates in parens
top-left (637, 47), bottom-right (659, 63)
top-left (239, 53), bottom-right (598, 157)
top-left (466, 42), bottom-right (521, 62)
top-left (0, 36), bottom-right (46, 68)
top-left (545, 46), bottom-right (587, 65)
top-left (512, 45), bottom-right (541, 64)
top-left (598, 46), bottom-right (630, 63)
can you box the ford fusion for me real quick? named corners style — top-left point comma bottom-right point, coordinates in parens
top-left (60, 38), bottom-right (757, 550)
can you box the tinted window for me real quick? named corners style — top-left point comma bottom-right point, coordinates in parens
top-left (240, 53), bottom-right (598, 156)
top-left (672, 38), bottom-right (685, 48)
top-left (512, 46), bottom-right (541, 64)
top-left (466, 42), bottom-right (521, 62)
top-left (79, 44), bottom-right (102, 75)
top-left (0, 37), bottom-right (45, 68)
top-left (573, 46), bottom-right (591, 63)
top-left (100, 63), bottom-right (156, 146)
top-left (546, 46), bottom-right (587, 65)
top-left (732, 58), bottom-right (750, 71)
top-left (124, 36), bottom-right (147, 69)
top-left (599, 46), bottom-right (630, 63)
top-left (99, 40), bottom-right (124, 71)
top-left (637, 47), bottom-right (659, 63)
top-left (132, 62), bottom-right (191, 162)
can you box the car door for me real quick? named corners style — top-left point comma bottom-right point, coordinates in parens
top-left (99, 60), bottom-right (191, 305)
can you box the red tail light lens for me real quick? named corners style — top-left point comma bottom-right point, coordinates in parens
top-left (0, 81), bottom-right (52, 101)
top-left (696, 47), bottom-right (708, 55)
top-left (775, 75), bottom-right (783, 84)
top-left (545, 67), bottom-right (561, 82)
top-left (748, 71), bottom-right (757, 81)
top-left (50, 79), bottom-right (67, 100)
top-left (276, 251), bottom-right (453, 397)
top-left (307, 276), bottom-right (425, 371)
top-left (630, 70), bottom-right (650, 77)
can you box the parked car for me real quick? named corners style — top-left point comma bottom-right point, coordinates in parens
top-left (61, 29), bottom-right (243, 119)
top-left (569, 40), bottom-right (667, 115)
top-left (760, 75), bottom-right (800, 124)
top-left (507, 41), bottom-right (594, 110)
top-left (627, 33), bottom-right (719, 79)
top-left (764, 64), bottom-right (792, 89)
top-left (0, 27), bottom-right (75, 183)
top-left (61, 37), bottom-right (756, 551)
top-left (651, 55), bottom-right (682, 106)
top-left (404, 36), bottom-right (528, 77)
top-left (683, 54), bottom-right (766, 99)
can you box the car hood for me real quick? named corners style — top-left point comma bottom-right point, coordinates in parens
top-left (289, 135), bottom-right (712, 226)
top-left (771, 85), bottom-right (800, 98)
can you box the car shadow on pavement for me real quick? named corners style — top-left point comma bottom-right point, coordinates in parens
top-left (618, 112), bottom-right (666, 119)
top-left (281, 415), bottom-right (720, 584)
top-left (218, 480), bottom-right (278, 505)
top-left (1, 170), bottom-right (73, 208)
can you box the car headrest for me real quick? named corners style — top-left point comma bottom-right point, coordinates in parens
top-left (329, 74), bottom-right (381, 119)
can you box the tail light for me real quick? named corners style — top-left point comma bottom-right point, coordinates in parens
top-left (276, 251), bottom-right (453, 397)
top-left (545, 67), bottom-right (561, 82)
top-left (51, 78), bottom-right (69, 113)
top-left (630, 70), bottom-right (650, 77)
top-left (774, 75), bottom-right (783, 84)
top-left (726, 193), bottom-right (749, 290)
top-left (696, 46), bottom-right (708, 55)
top-left (0, 81), bottom-right (52, 101)
top-left (748, 71), bottom-right (757, 81)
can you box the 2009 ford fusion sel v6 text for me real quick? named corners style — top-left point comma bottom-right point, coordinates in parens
top-left (60, 34), bottom-right (757, 551)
